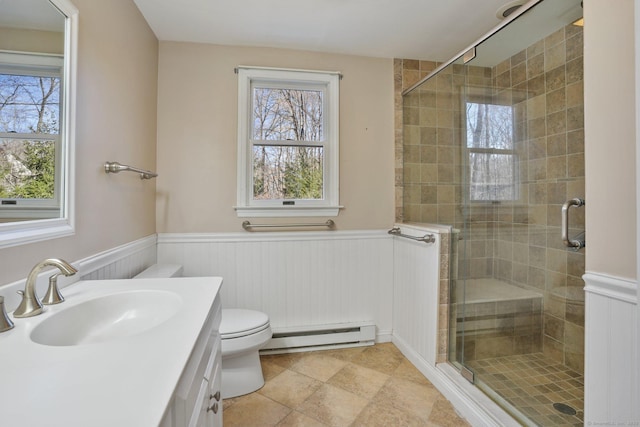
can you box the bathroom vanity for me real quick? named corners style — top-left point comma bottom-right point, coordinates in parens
top-left (0, 277), bottom-right (222, 427)
top-left (161, 282), bottom-right (223, 427)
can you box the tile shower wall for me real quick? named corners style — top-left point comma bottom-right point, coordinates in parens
top-left (395, 23), bottom-right (585, 372)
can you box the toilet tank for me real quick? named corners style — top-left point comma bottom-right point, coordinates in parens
top-left (133, 264), bottom-right (183, 278)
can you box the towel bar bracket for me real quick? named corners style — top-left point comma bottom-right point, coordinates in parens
top-left (104, 161), bottom-right (158, 180)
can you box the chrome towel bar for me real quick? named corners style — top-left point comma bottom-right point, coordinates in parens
top-left (104, 161), bottom-right (158, 180)
top-left (388, 226), bottom-right (436, 244)
top-left (242, 220), bottom-right (335, 230)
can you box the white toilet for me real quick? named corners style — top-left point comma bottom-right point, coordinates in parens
top-left (220, 308), bottom-right (272, 398)
top-left (133, 264), bottom-right (272, 399)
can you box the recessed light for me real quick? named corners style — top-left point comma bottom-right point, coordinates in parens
top-left (496, 1), bottom-right (526, 19)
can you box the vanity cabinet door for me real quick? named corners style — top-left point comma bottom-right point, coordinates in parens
top-left (188, 379), bottom-right (211, 427)
top-left (189, 304), bottom-right (222, 427)
top-left (166, 293), bottom-right (222, 427)
top-left (206, 347), bottom-right (222, 427)
top-left (189, 361), bottom-right (221, 427)
top-left (200, 336), bottom-right (222, 426)
top-left (186, 341), bottom-right (221, 427)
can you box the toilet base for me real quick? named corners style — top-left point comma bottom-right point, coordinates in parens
top-left (221, 350), bottom-right (265, 398)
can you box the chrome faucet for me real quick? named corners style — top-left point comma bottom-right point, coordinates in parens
top-left (0, 296), bottom-right (14, 332)
top-left (14, 258), bottom-right (78, 318)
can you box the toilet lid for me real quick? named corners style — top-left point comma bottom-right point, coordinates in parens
top-left (220, 309), bottom-right (270, 339)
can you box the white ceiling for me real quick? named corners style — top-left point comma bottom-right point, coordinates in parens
top-left (1, 0), bottom-right (583, 65)
top-left (132, 0), bottom-right (530, 62)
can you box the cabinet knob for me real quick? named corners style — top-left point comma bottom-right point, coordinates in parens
top-left (207, 402), bottom-right (219, 414)
top-left (210, 391), bottom-right (221, 401)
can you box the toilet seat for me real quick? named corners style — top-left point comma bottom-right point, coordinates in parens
top-left (221, 309), bottom-right (270, 339)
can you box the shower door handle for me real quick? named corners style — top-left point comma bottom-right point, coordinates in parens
top-left (561, 198), bottom-right (585, 249)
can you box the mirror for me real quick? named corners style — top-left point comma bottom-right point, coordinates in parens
top-left (0, 0), bottom-right (77, 248)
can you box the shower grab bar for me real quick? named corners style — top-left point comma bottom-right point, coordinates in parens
top-left (561, 198), bottom-right (585, 249)
top-left (242, 220), bottom-right (335, 230)
top-left (104, 161), bottom-right (158, 180)
top-left (388, 227), bottom-right (436, 244)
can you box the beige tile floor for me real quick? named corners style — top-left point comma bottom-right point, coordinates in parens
top-left (223, 343), bottom-right (471, 427)
top-left (468, 353), bottom-right (584, 427)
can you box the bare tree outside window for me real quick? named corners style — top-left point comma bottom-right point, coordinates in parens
top-left (0, 73), bottom-right (60, 200)
top-left (252, 87), bottom-right (324, 200)
top-left (466, 102), bottom-right (517, 201)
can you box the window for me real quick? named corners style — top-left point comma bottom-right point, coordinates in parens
top-left (0, 52), bottom-right (63, 219)
top-left (465, 101), bottom-right (518, 202)
top-left (236, 67), bottom-right (341, 217)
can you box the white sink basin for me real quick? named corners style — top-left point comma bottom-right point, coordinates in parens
top-left (30, 290), bottom-right (182, 346)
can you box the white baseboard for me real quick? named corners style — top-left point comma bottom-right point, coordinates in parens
top-left (376, 330), bottom-right (393, 343)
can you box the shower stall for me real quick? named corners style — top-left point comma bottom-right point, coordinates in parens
top-left (400, 1), bottom-right (585, 425)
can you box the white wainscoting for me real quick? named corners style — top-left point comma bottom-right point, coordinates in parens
top-left (584, 272), bottom-right (639, 425)
top-left (157, 230), bottom-right (395, 339)
top-left (392, 224), bottom-right (441, 365)
top-left (157, 227), bottom-right (522, 425)
top-left (0, 235), bottom-right (157, 312)
top-left (78, 235), bottom-right (157, 281)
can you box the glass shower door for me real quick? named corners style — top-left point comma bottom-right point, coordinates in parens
top-left (400, 1), bottom-right (585, 423)
top-left (448, 1), bottom-right (586, 425)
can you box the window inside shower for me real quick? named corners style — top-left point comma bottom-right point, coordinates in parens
top-left (465, 101), bottom-right (518, 202)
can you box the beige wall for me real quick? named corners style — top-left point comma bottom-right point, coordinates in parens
top-left (156, 42), bottom-right (395, 232)
top-left (0, 0), bottom-right (158, 285)
top-left (584, 0), bottom-right (637, 279)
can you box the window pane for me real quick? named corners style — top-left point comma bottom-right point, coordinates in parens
top-left (0, 138), bottom-right (56, 199)
top-left (0, 74), bottom-right (60, 134)
top-left (469, 152), bottom-right (516, 201)
top-left (253, 88), bottom-right (323, 141)
top-left (253, 145), bottom-right (323, 200)
top-left (466, 102), bottom-right (513, 149)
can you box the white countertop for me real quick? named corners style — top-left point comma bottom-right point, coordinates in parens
top-left (0, 277), bottom-right (222, 427)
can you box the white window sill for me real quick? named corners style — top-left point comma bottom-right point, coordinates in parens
top-left (234, 206), bottom-right (343, 218)
top-left (0, 218), bottom-right (74, 249)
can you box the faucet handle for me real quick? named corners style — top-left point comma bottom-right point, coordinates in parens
top-left (42, 273), bottom-right (65, 305)
top-left (0, 296), bottom-right (14, 332)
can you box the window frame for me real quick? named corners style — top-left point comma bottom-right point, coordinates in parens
top-left (235, 66), bottom-right (341, 218)
top-left (0, 0), bottom-right (77, 250)
top-left (463, 96), bottom-right (519, 204)
top-left (0, 52), bottom-right (64, 219)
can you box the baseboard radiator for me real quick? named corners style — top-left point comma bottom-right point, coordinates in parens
top-left (261, 322), bottom-right (376, 354)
